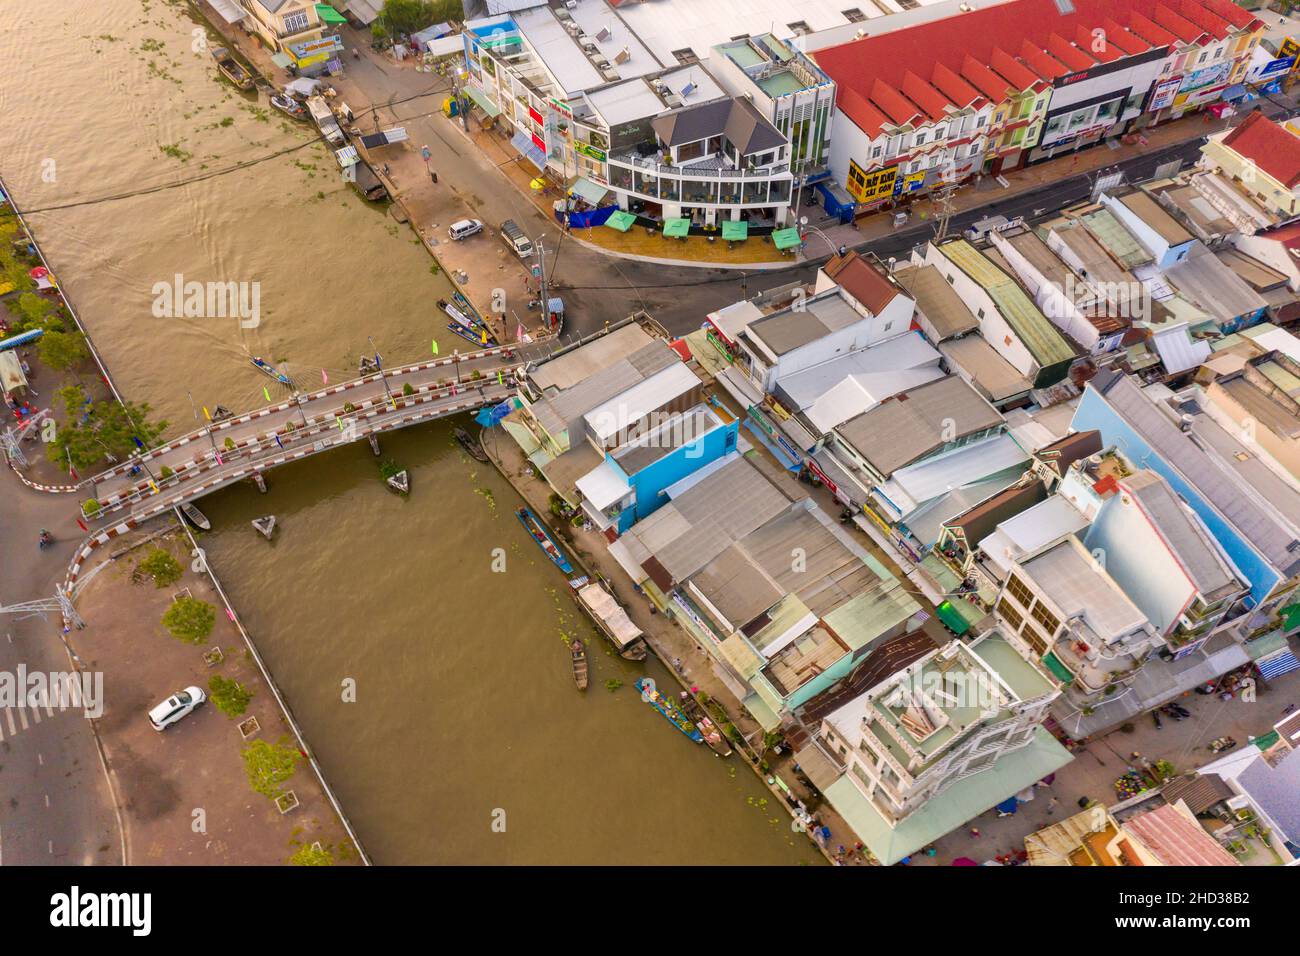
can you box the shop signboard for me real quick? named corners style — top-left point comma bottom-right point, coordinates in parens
top-left (1282, 37), bottom-right (1300, 72)
top-left (1148, 74), bottom-right (1182, 112)
top-left (846, 160), bottom-right (898, 204)
top-left (575, 141), bottom-right (607, 163)
top-left (1179, 61), bottom-right (1230, 93)
top-left (1259, 56), bottom-right (1296, 80)
top-left (893, 169), bottom-right (926, 196)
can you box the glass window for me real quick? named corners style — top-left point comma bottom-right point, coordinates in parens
top-left (1006, 574), bottom-right (1034, 608)
top-left (283, 10), bottom-right (310, 33)
top-left (997, 598), bottom-right (1024, 630)
top-left (1030, 601), bottom-right (1060, 635)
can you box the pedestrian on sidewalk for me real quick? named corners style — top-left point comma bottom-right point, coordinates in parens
top-left (1046, 797), bottom-right (1059, 816)
top-left (429, 170), bottom-right (438, 184)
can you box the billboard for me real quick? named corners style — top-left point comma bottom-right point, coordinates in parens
top-left (1148, 75), bottom-right (1181, 112)
top-left (846, 160), bottom-right (898, 204)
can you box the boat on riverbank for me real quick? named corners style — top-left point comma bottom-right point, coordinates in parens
top-left (180, 502), bottom-right (211, 531)
top-left (634, 679), bottom-right (703, 743)
top-left (570, 639), bottom-right (588, 691)
top-left (210, 46), bottom-right (254, 91)
top-left (516, 507), bottom-right (573, 574)
top-left (250, 356), bottom-right (292, 386)
top-left (571, 579), bottom-right (647, 660)
top-left (454, 426), bottom-right (488, 462)
top-left (679, 693), bottom-right (732, 756)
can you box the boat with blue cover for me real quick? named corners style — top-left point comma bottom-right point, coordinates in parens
top-left (516, 507), bottom-right (573, 574)
top-left (634, 678), bottom-right (703, 743)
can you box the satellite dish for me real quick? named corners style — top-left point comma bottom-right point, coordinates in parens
top-left (799, 215), bottom-right (808, 226)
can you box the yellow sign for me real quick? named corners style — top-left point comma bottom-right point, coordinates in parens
top-left (846, 160), bottom-right (898, 204)
top-left (1284, 38), bottom-right (1300, 73)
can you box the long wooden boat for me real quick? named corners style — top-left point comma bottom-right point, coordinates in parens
top-left (180, 502), bottom-right (211, 531)
top-left (211, 46), bottom-right (254, 91)
top-left (516, 507), bottom-right (573, 574)
top-left (634, 679), bottom-right (704, 743)
top-left (570, 640), bottom-right (588, 691)
top-left (250, 356), bottom-right (292, 386)
top-left (454, 426), bottom-right (488, 462)
top-left (678, 693), bottom-right (732, 756)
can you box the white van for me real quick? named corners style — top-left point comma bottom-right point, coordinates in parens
top-left (448, 218), bottom-right (484, 241)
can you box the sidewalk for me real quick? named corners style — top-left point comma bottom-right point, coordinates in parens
top-left (73, 526), bottom-right (359, 864)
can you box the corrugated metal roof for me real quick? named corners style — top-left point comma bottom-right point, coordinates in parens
top-left (893, 264), bottom-right (980, 342)
top-left (937, 240), bottom-right (1076, 368)
top-left (1123, 471), bottom-right (1241, 602)
top-left (1079, 207), bottom-right (1151, 269)
top-left (1123, 803), bottom-right (1240, 866)
top-left (939, 335), bottom-right (1035, 403)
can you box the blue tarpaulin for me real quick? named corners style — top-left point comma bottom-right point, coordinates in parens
top-left (996, 796), bottom-right (1019, 815)
top-left (475, 397), bottom-right (518, 428)
top-left (509, 129), bottom-right (546, 171)
top-left (564, 204), bottom-right (616, 229)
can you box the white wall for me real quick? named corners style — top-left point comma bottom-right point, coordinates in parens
top-left (1083, 488), bottom-right (1196, 636)
top-left (990, 232), bottom-right (1100, 351)
top-left (1232, 234), bottom-right (1300, 292)
top-left (918, 244), bottom-right (1041, 380)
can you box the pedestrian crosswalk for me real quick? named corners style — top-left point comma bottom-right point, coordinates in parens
top-left (0, 702), bottom-right (57, 742)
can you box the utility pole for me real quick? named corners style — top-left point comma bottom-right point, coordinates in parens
top-left (452, 67), bottom-right (468, 132)
top-left (536, 236), bottom-right (549, 331)
top-left (187, 390), bottom-right (221, 463)
top-left (368, 335), bottom-right (396, 409)
top-left (932, 185), bottom-right (958, 243)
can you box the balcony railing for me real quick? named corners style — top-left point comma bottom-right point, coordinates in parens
top-left (609, 154), bottom-right (793, 207)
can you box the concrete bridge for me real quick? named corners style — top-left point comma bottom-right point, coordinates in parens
top-left (43, 346), bottom-right (531, 591)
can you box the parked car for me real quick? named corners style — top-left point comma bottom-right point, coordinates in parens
top-left (148, 686), bottom-right (206, 731)
top-left (447, 218), bottom-right (483, 241)
top-left (499, 219), bottom-right (534, 258)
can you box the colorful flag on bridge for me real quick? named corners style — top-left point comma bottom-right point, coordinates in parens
top-left (76, 517), bottom-right (88, 532)
top-left (263, 385), bottom-right (271, 403)
top-left (147, 479), bottom-right (158, 493)
top-left (322, 369), bottom-right (329, 385)
top-left (274, 434), bottom-right (284, 450)
top-left (431, 338), bottom-right (439, 356)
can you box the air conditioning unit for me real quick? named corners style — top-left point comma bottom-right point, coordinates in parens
top-left (565, 1), bottom-right (578, 9)
top-left (664, 93), bottom-right (683, 107)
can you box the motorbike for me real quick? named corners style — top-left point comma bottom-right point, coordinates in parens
top-left (1151, 709), bottom-right (1162, 729)
top-left (1161, 704), bottom-right (1186, 722)
top-left (38, 530), bottom-right (53, 550)
top-left (1168, 702), bottom-right (1192, 719)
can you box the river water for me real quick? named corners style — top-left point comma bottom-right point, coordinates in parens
top-left (1, 0), bottom-right (819, 863)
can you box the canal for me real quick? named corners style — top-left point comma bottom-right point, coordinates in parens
top-left (0, 0), bottom-right (820, 863)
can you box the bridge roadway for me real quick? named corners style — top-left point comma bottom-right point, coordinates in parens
top-left (81, 345), bottom-right (524, 529)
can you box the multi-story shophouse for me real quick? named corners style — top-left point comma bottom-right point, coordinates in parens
top-left (805, 0), bottom-right (1262, 213)
top-left (238, 0), bottom-right (323, 53)
top-left (462, 0), bottom-right (858, 226)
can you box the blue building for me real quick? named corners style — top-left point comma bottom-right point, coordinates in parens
top-left (576, 403), bottom-right (738, 534)
top-left (1072, 370), bottom-right (1300, 618)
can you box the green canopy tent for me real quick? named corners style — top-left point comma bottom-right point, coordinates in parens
top-left (663, 217), bottom-right (691, 238)
top-left (721, 219), bottom-right (748, 242)
top-left (771, 227), bottom-right (802, 251)
top-left (315, 4), bottom-right (348, 24)
top-left (605, 210), bottom-right (637, 232)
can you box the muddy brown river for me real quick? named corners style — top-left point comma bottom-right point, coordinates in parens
top-left (0, 0), bottom-right (819, 863)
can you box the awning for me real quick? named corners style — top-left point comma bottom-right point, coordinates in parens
top-left (271, 52), bottom-right (294, 69)
top-left (1281, 602), bottom-right (1300, 632)
top-left (1258, 648), bottom-right (1300, 681)
top-left (772, 227), bottom-right (802, 251)
top-left (1042, 651), bottom-right (1075, 684)
top-left (605, 210), bottom-right (637, 232)
top-left (315, 3), bottom-right (348, 23)
top-left (208, 0), bottom-right (247, 22)
top-left (662, 217), bottom-right (690, 238)
top-left (463, 85), bottom-right (501, 118)
top-left (509, 129), bottom-right (546, 170)
top-left (721, 219), bottom-right (748, 241)
top-left (569, 177), bottom-right (608, 205)
top-left (342, 0), bottom-right (380, 24)
top-left (1220, 84), bottom-right (1248, 102)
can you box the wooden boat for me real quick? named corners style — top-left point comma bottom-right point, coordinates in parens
top-left (180, 502), bottom-right (211, 531)
top-left (454, 426), bottom-right (488, 462)
top-left (252, 515), bottom-right (276, 539)
top-left (570, 639), bottom-right (588, 691)
top-left (211, 405), bottom-right (233, 421)
top-left (385, 470), bottom-right (409, 494)
top-left (250, 356), bottom-right (292, 386)
top-left (678, 693), bottom-right (732, 756)
top-left (270, 93), bottom-right (307, 118)
top-left (516, 507), bottom-right (573, 574)
top-left (211, 46), bottom-right (254, 91)
top-left (634, 679), bottom-right (704, 743)
top-left (571, 579), bottom-right (647, 660)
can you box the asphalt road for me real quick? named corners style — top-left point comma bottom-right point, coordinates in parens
top-left (0, 480), bottom-right (121, 866)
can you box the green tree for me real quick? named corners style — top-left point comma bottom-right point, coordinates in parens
top-left (208, 674), bottom-right (253, 718)
top-left (289, 843), bottom-right (334, 866)
top-left (379, 0), bottom-right (435, 36)
top-left (161, 596), bottom-right (215, 644)
top-left (47, 384), bottom-right (168, 473)
top-left (37, 330), bottom-right (89, 371)
top-left (241, 737), bottom-right (300, 798)
top-left (139, 548), bottom-right (183, 587)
